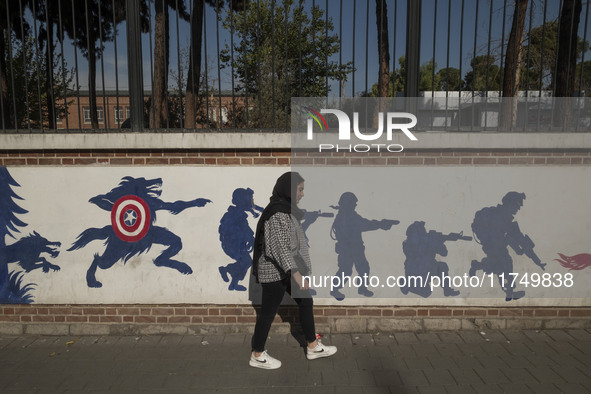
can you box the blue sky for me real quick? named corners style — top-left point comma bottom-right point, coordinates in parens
top-left (22, 0), bottom-right (583, 97)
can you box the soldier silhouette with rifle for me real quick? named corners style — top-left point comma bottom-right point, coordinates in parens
top-left (329, 192), bottom-right (398, 301)
top-left (470, 192), bottom-right (546, 301)
top-left (401, 221), bottom-right (472, 297)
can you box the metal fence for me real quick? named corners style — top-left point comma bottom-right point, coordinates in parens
top-left (1, 0), bottom-right (590, 133)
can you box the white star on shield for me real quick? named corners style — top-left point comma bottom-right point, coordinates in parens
top-left (124, 209), bottom-right (137, 226)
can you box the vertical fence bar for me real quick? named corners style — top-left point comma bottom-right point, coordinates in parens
top-left (405, 0), bottom-right (421, 98)
top-left (31, 0), bottom-right (43, 130)
top-left (271, 0), bottom-right (276, 130)
top-left (44, 0), bottom-right (57, 131)
top-left (98, 0), bottom-right (109, 131)
top-left (111, 0), bottom-right (121, 128)
top-left (176, 0), bottom-right (184, 128)
top-left (338, 0), bottom-right (343, 99)
top-left (445, 0), bottom-right (451, 127)
top-left (457, 0), bottom-right (464, 130)
top-left (484, 0), bottom-right (493, 129)
top-left (71, 0), bottom-right (82, 129)
top-left (256, 0), bottom-right (262, 126)
top-left (11, 0), bottom-right (25, 130)
top-left (576, 0), bottom-right (590, 131)
top-left (470, 0), bottom-right (479, 130)
top-left (126, 0), bottom-right (144, 131)
top-left (364, 0), bottom-right (369, 96)
top-left (204, 2), bottom-right (210, 130)
top-left (537, 0), bottom-right (548, 131)
top-left (216, 0), bottom-right (222, 128)
top-left (524, 0), bottom-right (533, 131)
top-left (148, 2), bottom-right (155, 128)
top-left (58, 0), bottom-right (69, 131)
top-left (352, 0), bottom-right (356, 96)
top-left (229, 1), bottom-right (237, 129)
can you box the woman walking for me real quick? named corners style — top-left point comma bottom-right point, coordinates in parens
top-left (250, 172), bottom-right (337, 369)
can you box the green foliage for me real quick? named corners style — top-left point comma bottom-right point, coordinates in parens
top-left (522, 20), bottom-right (589, 90)
top-left (220, 0), bottom-right (353, 128)
top-left (5, 36), bottom-right (73, 129)
top-left (437, 67), bottom-right (461, 91)
top-left (462, 55), bottom-right (502, 92)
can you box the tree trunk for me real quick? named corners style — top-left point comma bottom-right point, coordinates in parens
top-left (185, 0), bottom-right (204, 129)
top-left (501, 0), bottom-right (528, 129)
top-left (152, 0), bottom-right (169, 129)
top-left (554, 0), bottom-right (582, 128)
top-left (44, 22), bottom-right (55, 129)
top-left (374, 0), bottom-right (389, 127)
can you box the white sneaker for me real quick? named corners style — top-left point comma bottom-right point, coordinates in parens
top-left (249, 350), bottom-right (282, 369)
top-left (306, 340), bottom-right (337, 360)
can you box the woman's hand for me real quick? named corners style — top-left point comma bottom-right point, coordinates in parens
top-left (292, 271), bottom-right (309, 290)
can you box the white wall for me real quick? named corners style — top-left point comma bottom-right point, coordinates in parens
top-left (2, 165), bottom-right (590, 307)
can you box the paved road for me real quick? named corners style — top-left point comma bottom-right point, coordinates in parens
top-left (1, 329), bottom-right (590, 393)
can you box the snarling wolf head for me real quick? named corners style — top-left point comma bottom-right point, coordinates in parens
top-left (107, 176), bottom-right (163, 201)
top-left (24, 231), bottom-right (61, 258)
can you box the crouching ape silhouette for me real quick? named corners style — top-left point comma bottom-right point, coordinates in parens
top-left (470, 192), bottom-right (546, 301)
top-left (401, 221), bottom-right (471, 297)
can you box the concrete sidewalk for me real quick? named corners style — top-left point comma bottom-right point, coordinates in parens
top-left (1, 329), bottom-right (590, 393)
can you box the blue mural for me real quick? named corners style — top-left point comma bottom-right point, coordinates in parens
top-left (400, 221), bottom-right (471, 297)
top-left (218, 188), bottom-right (263, 291)
top-left (469, 192), bottom-right (547, 301)
top-left (0, 167), bottom-right (39, 303)
top-left (329, 192), bottom-right (398, 300)
top-left (5, 231), bottom-right (61, 273)
top-left (68, 176), bottom-right (211, 288)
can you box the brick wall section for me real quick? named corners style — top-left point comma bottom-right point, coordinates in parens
top-left (1, 149), bottom-right (590, 166)
top-left (1, 147), bottom-right (590, 333)
top-left (2, 304), bottom-right (590, 325)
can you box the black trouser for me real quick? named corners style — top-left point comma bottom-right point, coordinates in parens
top-left (251, 277), bottom-right (316, 352)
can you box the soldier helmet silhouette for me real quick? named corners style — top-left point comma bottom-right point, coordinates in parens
top-left (337, 192), bottom-right (358, 209)
top-left (406, 221), bottom-right (426, 237)
top-left (501, 192), bottom-right (526, 208)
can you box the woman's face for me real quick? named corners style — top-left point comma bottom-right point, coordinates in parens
top-left (295, 182), bottom-right (305, 205)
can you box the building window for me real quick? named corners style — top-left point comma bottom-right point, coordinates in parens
top-left (114, 106), bottom-right (125, 123)
top-left (83, 106), bottom-right (104, 123)
top-left (208, 106), bottom-right (229, 124)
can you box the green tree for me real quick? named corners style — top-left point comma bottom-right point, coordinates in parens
top-left (0, 0), bottom-right (31, 129)
top-left (220, 0), bottom-right (353, 128)
top-left (5, 36), bottom-right (73, 129)
top-left (522, 21), bottom-right (589, 91)
top-left (437, 67), bottom-right (461, 91)
top-left (463, 55), bottom-right (502, 91)
top-left (59, 0), bottom-right (126, 129)
top-left (418, 59), bottom-right (440, 91)
top-left (152, 0), bottom-right (190, 128)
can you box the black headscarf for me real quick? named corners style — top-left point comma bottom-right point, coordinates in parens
top-left (251, 172), bottom-right (305, 281)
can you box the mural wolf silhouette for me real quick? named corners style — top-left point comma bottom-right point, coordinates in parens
top-left (68, 176), bottom-right (211, 288)
top-left (6, 231), bottom-right (61, 273)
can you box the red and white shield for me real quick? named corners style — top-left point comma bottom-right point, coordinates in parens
top-left (111, 195), bottom-right (151, 242)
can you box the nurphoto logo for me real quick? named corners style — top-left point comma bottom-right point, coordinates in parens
top-left (303, 107), bottom-right (418, 153)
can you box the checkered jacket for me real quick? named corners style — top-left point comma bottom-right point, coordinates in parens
top-left (255, 212), bottom-right (312, 284)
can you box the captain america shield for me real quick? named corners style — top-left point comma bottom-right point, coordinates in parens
top-left (111, 195), bottom-right (151, 242)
